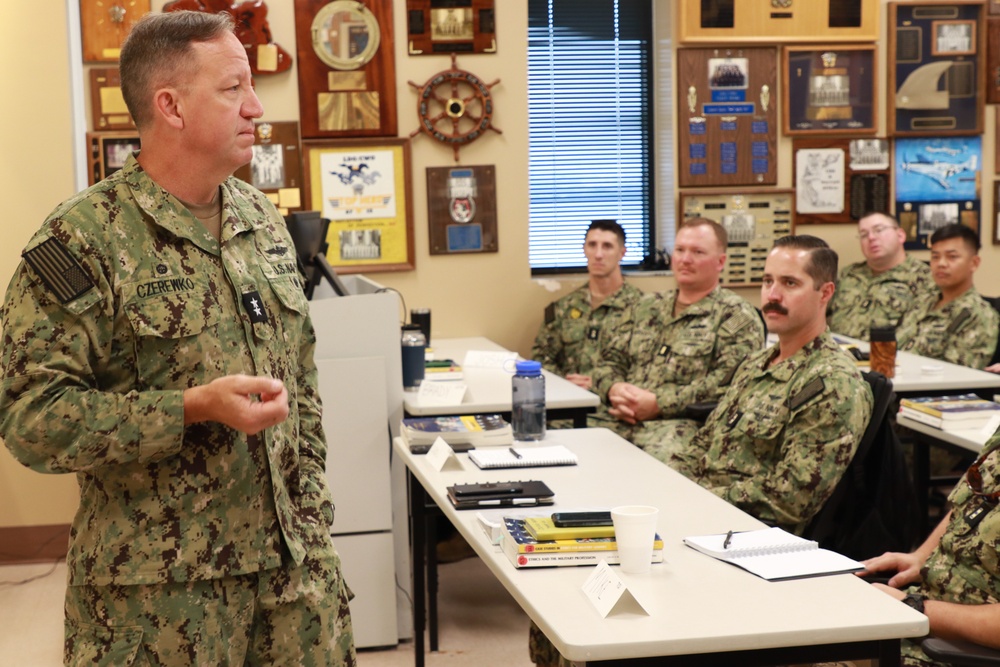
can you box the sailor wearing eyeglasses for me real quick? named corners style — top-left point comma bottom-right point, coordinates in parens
top-left (862, 432), bottom-right (1000, 666)
top-left (827, 212), bottom-right (935, 340)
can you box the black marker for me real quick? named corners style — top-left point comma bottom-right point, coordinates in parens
top-left (723, 530), bottom-right (734, 550)
top-left (509, 447), bottom-right (523, 459)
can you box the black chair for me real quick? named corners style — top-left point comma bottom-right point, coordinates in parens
top-left (803, 371), bottom-right (921, 560)
top-left (921, 637), bottom-right (1000, 666)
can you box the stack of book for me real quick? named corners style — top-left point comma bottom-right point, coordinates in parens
top-left (424, 358), bottom-right (463, 381)
top-left (499, 516), bottom-right (664, 569)
top-left (400, 414), bottom-right (513, 453)
top-left (899, 394), bottom-right (1000, 431)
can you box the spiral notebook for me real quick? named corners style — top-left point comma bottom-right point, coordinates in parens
top-left (468, 445), bottom-right (578, 470)
top-left (683, 527), bottom-right (864, 581)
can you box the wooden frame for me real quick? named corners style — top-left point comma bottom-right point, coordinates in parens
top-left (782, 45), bottom-right (876, 135)
top-left (86, 131), bottom-right (140, 185)
top-left (994, 181), bottom-right (1000, 245)
top-left (426, 165), bottom-right (498, 254)
top-left (676, 46), bottom-right (778, 188)
top-left (987, 18), bottom-right (1000, 103)
top-left (678, 188), bottom-right (794, 287)
top-left (406, 0), bottom-right (497, 55)
top-left (80, 0), bottom-right (151, 62)
top-left (793, 138), bottom-right (892, 226)
top-left (991, 0), bottom-right (1000, 15)
top-left (233, 121), bottom-right (304, 214)
top-left (931, 19), bottom-right (977, 56)
top-left (676, 0), bottom-right (878, 44)
top-left (888, 1), bottom-right (986, 136)
top-left (302, 138), bottom-right (414, 273)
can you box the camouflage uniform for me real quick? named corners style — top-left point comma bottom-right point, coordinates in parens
top-left (901, 434), bottom-right (1000, 666)
top-left (668, 331), bottom-right (873, 536)
top-left (531, 281), bottom-right (644, 378)
top-left (0, 155), bottom-right (355, 665)
top-left (896, 287), bottom-right (999, 369)
top-left (589, 288), bottom-right (764, 457)
top-left (828, 256), bottom-right (935, 340)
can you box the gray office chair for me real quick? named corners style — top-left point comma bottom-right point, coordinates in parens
top-left (921, 637), bottom-right (1000, 666)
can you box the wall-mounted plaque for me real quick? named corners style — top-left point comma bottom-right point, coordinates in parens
top-left (678, 189), bottom-right (794, 286)
top-left (888, 1), bottom-right (986, 136)
top-left (89, 67), bottom-right (135, 131)
top-left (894, 135), bottom-right (982, 248)
top-left (677, 0), bottom-right (878, 44)
top-left (426, 165), bottom-right (497, 254)
top-left (990, 0), bottom-right (1000, 15)
top-left (407, 0), bottom-right (496, 55)
top-left (233, 122), bottom-right (303, 214)
top-left (80, 0), bottom-right (150, 62)
top-left (987, 18), bottom-right (1000, 103)
top-left (677, 47), bottom-right (778, 188)
top-left (783, 45), bottom-right (876, 135)
top-left (302, 138), bottom-right (414, 273)
top-left (87, 131), bottom-right (141, 185)
top-left (294, 0), bottom-right (397, 139)
top-left (793, 137), bottom-right (891, 226)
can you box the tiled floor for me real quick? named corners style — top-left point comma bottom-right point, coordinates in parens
top-left (0, 556), bottom-right (534, 667)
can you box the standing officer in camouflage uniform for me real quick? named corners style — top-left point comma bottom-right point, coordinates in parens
top-left (532, 219), bottom-right (642, 391)
top-left (863, 430), bottom-right (1000, 666)
top-left (668, 236), bottom-right (872, 536)
top-left (588, 218), bottom-right (764, 456)
top-left (896, 223), bottom-right (998, 369)
top-left (828, 212), bottom-right (935, 340)
top-left (0, 12), bottom-right (355, 666)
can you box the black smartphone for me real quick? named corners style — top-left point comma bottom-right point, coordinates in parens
top-left (551, 511), bottom-right (613, 527)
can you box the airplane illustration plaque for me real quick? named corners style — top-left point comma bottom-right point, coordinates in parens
top-left (894, 136), bottom-right (981, 249)
top-left (888, 1), bottom-right (985, 136)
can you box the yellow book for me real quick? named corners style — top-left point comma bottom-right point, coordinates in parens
top-left (523, 516), bottom-right (616, 541)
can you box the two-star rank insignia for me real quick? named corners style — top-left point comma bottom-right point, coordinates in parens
top-left (242, 290), bottom-right (270, 324)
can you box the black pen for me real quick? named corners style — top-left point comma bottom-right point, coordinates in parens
top-left (509, 447), bottom-right (523, 459)
top-left (723, 530), bottom-right (734, 550)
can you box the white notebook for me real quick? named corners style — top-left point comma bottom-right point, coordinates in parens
top-left (683, 527), bottom-right (864, 581)
top-left (468, 445), bottom-right (578, 470)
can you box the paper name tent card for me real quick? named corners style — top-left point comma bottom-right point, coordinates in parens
top-left (468, 445), bottom-right (578, 470)
top-left (683, 527), bottom-right (864, 581)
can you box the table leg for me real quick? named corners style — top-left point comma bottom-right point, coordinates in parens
top-left (572, 408), bottom-right (588, 428)
top-left (408, 471), bottom-right (426, 667)
top-left (427, 506), bottom-right (439, 651)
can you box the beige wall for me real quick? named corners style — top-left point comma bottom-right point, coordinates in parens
top-left (2, 0), bottom-right (998, 528)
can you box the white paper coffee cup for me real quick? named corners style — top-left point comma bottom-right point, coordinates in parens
top-left (611, 505), bottom-right (659, 574)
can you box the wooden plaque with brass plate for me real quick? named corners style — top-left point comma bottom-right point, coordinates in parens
top-left (987, 18), bottom-right (1000, 103)
top-left (89, 67), bottom-right (135, 131)
top-left (678, 189), bottom-right (794, 287)
top-left (677, 0), bottom-right (878, 44)
top-left (426, 165), bottom-right (497, 254)
top-left (677, 46), bottom-right (778, 187)
top-left (233, 122), bottom-right (304, 214)
top-left (80, 0), bottom-right (150, 62)
top-left (294, 0), bottom-right (397, 139)
top-left (406, 0), bottom-right (497, 55)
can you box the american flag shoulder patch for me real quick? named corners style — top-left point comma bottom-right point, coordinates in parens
top-left (22, 237), bottom-right (95, 304)
top-left (721, 310), bottom-right (754, 335)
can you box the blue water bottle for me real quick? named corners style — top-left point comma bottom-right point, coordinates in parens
top-left (512, 360), bottom-right (545, 441)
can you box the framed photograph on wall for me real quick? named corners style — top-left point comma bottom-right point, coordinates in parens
top-left (783, 45), bottom-right (877, 135)
top-left (894, 135), bottom-right (981, 248)
top-left (302, 138), bottom-right (414, 273)
top-left (888, 1), bottom-right (985, 136)
top-left (406, 0), bottom-right (496, 55)
top-left (86, 131), bottom-right (141, 185)
top-left (793, 137), bottom-right (892, 226)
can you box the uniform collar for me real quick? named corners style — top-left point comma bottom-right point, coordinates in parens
top-left (759, 329), bottom-right (833, 382)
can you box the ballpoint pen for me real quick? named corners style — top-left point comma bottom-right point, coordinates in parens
top-left (723, 530), bottom-right (734, 550)
top-left (509, 447), bottom-right (523, 459)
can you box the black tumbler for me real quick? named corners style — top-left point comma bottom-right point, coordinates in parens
top-left (411, 308), bottom-right (431, 347)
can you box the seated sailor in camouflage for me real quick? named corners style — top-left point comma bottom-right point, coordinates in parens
top-left (0, 12), bottom-right (355, 666)
top-left (863, 431), bottom-right (1000, 666)
top-left (532, 219), bottom-right (642, 391)
top-left (589, 218), bottom-right (764, 455)
top-left (896, 223), bottom-right (998, 369)
top-left (668, 236), bottom-right (872, 536)
top-left (828, 212), bottom-right (935, 340)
